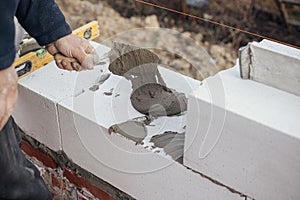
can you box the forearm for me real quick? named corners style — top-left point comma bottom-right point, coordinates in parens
top-left (0, 65), bottom-right (18, 131)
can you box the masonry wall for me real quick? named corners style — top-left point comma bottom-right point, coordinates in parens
top-left (21, 133), bottom-right (134, 200)
top-left (13, 41), bottom-right (300, 200)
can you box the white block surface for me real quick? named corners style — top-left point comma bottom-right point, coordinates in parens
top-left (13, 42), bottom-right (110, 151)
top-left (185, 66), bottom-right (300, 200)
top-left (13, 85), bottom-right (61, 150)
top-left (239, 39), bottom-right (300, 96)
top-left (57, 59), bottom-right (240, 199)
top-left (58, 105), bottom-right (243, 200)
top-left (14, 42), bottom-right (243, 199)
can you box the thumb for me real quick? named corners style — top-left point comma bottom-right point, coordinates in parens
top-left (72, 47), bottom-right (94, 70)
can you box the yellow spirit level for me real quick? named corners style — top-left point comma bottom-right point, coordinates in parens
top-left (14, 21), bottom-right (100, 79)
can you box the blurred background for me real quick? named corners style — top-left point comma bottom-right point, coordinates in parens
top-left (56, 0), bottom-right (300, 80)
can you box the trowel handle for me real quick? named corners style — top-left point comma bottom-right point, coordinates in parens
top-left (54, 53), bottom-right (80, 66)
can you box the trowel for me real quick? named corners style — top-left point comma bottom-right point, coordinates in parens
top-left (54, 42), bottom-right (160, 73)
top-left (54, 51), bottom-right (109, 71)
top-left (14, 21), bottom-right (100, 79)
top-left (58, 42), bottom-right (188, 117)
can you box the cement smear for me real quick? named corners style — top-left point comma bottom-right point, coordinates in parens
top-left (131, 83), bottom-right (187, 117)
top-left (108, 42), bottom-right (188, 117)
top-left (89, 73), bottom-right (111, 92)
top-left (150, 131), bottom-right (185, 163)
top-left (109, 42), bottom-right (160, 77)
top-left (132, 115), bottom-right (154, 125)
top-left (108, 120), bottom-right (147, 144)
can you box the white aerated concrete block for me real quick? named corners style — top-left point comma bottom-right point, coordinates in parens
top-left (57, 57), bottom-right (243, 199)
top-left (58, 100), bottom-right (242, 200)
top-left (14, 41), bottom-right (242, 199)
top-left (239, 39), bottom-right (300, 96)
top-left (184, 66), bottom-right (300, 200)
top-left (13, 42), bottom-right (110, 151)
top-left (13, 84), bottom-right (61, 150)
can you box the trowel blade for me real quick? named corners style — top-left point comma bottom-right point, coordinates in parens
top-left (93, 51), bottom-right (110, 66)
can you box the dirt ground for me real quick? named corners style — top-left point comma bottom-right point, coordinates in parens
top-left (56, 0), bottom-right (298, 80)
top-left (106, 0), bottom-right (299, 47)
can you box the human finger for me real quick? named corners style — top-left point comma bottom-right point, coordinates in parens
top-left (55, 59), bottom-right (64, 69)
top-left (61, 60), bottom-right (74, 71)
top-left (71, 48), bottom-right (93, 70)
top-left (46, 43), bottom-right (59, 56)
top-left (71, 62), bottom-right (82, 71)
top-left (85, 44), bottom-right (95, 54)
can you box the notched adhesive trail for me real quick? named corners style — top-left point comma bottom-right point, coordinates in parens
top-left (108, 120), bottom-right (147, 144)
top-left (150, 131), bottom-right (185, 163)
top-left (108, 42), bottom-right (188, 117)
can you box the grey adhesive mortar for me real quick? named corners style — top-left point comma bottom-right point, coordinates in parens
top-left (150, 131), bottom-right (185, 164)
top-left (107, 42), bottom-right (188, 162)
top-left (108, 42), bottom-right (188, 117)
top-left (108, 120), bottom-right (147, 144)
top-left (131, 84), bottom-right (187, 117)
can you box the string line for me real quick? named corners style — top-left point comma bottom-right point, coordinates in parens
top-left (135, 0), bottom-right (300, 49)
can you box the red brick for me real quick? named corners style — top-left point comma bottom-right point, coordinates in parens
top-left (51, 173), bottom-right (60, 188)
top-left (63, 168), bottom-right (114, 200)
top-left (77, 191), bottom-right (92, 200)
top-left (21, 140), bottom-right (57, 168)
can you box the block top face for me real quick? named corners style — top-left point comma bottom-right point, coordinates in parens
top-left (18, 40), bottom-right (201, 145)
top-left (59, 65), bottom-right (201, 129)
top-left (57, 46), bottom-right (201, 165)
top-left (192, 66), bottom-right (300, 139)
top-left (258, 40), bottom-right (300, 59)
top-left (18, 42), bottom-right (111, 102)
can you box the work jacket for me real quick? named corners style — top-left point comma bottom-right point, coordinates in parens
top-left (0, 0), bottom-right (71, 70)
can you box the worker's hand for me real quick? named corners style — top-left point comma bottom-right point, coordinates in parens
top-left (0, 65), bottom-right (18, 131)
top-left (46, 34), bottom-right (95, 71)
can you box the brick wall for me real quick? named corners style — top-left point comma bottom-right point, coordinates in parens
top-left (21, 139), bottom-right (133, 200)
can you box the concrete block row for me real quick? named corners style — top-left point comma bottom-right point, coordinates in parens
top-left (13, 42), bottom-right (243, 200)
top-left (15, 40), bottom-right (300, 200)
top-left (185, 66), bottom-right (300, 200)
top-left (239, 39), bottom-right (300, 96)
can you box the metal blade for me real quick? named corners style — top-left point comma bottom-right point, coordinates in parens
top-left (93, 51), bottom-right (110, 66)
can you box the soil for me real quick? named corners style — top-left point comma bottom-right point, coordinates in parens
top-left (105, 0), bottom-right (299, 47)
top-left (56, 0), bottom-right (299, 80)
top-left (56, 0), bottom-right (236, 80)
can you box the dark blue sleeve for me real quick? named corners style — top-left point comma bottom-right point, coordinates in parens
top-left (0, 0), bottom-right (18, 70)
top-left (16, 0), bottom-right (72, 46)
top-left (0, 0), bottom-right (71, 71)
